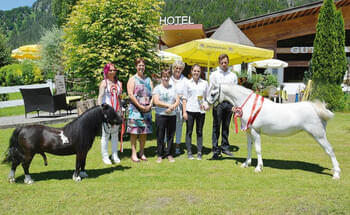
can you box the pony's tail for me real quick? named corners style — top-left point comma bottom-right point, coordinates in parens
top-left (311, 100), bottom-right (334, 121)
top-left (2, 127), bottom-right (24, 165)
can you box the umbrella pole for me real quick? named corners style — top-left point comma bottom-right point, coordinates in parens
top-left (207, 56), bottom-right (210, 82)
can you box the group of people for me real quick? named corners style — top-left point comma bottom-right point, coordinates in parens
top-left (97, 54), bottom-right (238, 164)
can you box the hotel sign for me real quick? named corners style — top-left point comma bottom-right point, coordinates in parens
top-left (160, 16), bottom-right (194, 25)
top-left (277, 46), bottom-right (350, 54)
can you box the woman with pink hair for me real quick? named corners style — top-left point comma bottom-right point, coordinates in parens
top-left (97, 63), bottom-right (123, 165)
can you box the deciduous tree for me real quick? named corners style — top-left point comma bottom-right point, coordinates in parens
top-left (63, 0), bottom-right (163, 97)
top-left (38, 26), bottom-right (65, 80)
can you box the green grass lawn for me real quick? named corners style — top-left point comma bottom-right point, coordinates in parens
top-left (0, 112), bottom-right (349, 214)
top-left (0, 106), bottom-right (24, 117)
top-left (0, 92), bottom-right (24, 117)
top-left (8, 92), bottom-right (22, 100)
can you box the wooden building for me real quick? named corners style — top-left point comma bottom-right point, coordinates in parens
top-left (206, 0), bottom-right (350, 82)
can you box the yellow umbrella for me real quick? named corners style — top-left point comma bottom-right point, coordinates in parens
top-left (156, 50), bottom-right (183, 64)
top-left (165, 38), bottom-right (273, 71)
top-left (11, 44), bottom-right (41, 60)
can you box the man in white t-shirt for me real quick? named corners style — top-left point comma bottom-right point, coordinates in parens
top-left (209, 54), bottom-right (238, 160)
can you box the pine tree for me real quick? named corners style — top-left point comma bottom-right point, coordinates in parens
top-left (310, 0), bottom-right (345, 110)
top-left (0, 33), bottom-right (11, 68)
top-left (334, 10), bottom-right (347, 85)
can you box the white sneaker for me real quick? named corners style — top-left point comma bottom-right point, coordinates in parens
top-left (102, 157), bottom-right (112, 165)
top-left (112, 155), bottom-right (121, 164)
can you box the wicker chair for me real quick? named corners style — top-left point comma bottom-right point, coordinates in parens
top-left (20, 87), bottom-right (69, 118)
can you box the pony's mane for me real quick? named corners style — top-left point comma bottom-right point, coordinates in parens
top-left (222, 83), bottom-right (253, 97)
top-left (62, 105), bottom-right (105, 150)
top-left (63, 106), bottom-right (103, 142)
top-left (65, 105), bottom-right (102, 128)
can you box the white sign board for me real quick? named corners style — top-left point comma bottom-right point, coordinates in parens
top-left (55, 75), bottom-right (66, 95)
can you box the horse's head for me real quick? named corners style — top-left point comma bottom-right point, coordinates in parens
top-left (101, 104), bottom-right (123, 125)
top-left (206, 83), bottom-right (222, 105)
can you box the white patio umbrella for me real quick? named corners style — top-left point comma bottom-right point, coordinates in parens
top-left (251, 59), bottom-right (288, 68)
top-left (156, 50), bottom-right (182, 64)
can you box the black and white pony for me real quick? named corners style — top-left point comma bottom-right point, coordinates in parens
top-left (2, 104), bottom-right (122, 184)
top-left (206, 83), bottom-right (341, 179)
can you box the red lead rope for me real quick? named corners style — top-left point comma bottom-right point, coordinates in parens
top-left (110, 83), bottom-right (125, 152)
top-left (232, 92), bottom-right (264, 133)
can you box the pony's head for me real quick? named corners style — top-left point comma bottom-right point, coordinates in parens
top-left (206, 83), bottom-right (222, 105)
top-left (101, 104), bottom-right (122, 125)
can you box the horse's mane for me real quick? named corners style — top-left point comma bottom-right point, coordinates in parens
top-left (64, 106), bottom-right (102, 129)
top-left (63, 106), bottom-right (103, 149)
top-left (222, 83), bottom-right (253, 97)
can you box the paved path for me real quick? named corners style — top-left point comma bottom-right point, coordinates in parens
top-left (0, 109), bottom-right (78, 129)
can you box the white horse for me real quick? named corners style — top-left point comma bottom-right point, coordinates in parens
top-left (206, 83), bottom-right (340, 179)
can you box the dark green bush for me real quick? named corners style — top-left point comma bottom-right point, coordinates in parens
top-left (0, 60), bottom-right (43, 86)
top-left (311, 83), bottom-right (345, 111)
top-left (0, 94), bottom-right (9, 101)
top-left (344, 93), bottom-right (350, 112)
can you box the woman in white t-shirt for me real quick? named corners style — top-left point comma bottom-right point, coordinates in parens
top-left (182, 64), bottom-right (209, 160)
top-left (153, 69), bottom-right (180, 163)
top-left (169, 60), bottom-right (188, 155)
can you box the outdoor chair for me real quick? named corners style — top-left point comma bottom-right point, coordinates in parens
top-left (20, 87), bottom-right (70, 118)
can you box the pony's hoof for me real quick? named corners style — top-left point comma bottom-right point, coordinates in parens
top-left (8, 177), bottom-right (16, 184)
top-left (332, 173), bottom-right (340, 180)
top-left (72, 175), bottom-right (81, 182)
top-left (254, 167), bottom-right (262, 173)
top-left (79, 171), bottom-right (88, 178)
top-left (24, 178), bottom-right (34, 184)
top-left (241, 163), bottom-right (249, 168)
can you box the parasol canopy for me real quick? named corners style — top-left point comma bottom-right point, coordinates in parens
top-left (11, 44), bottom-right (41, 60)
top-left (165, 38), bottom-right (273, 68)
top-left (156, 50), bottom-right (183, 64)
top-left (251, 59), bottom-right (288, 68)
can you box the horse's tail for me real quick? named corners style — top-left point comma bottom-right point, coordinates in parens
top-left (311, 100), bottom-right (334, 121)
top-left (2, 127), bottom-right (24, 165)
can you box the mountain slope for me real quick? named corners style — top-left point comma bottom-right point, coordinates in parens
top-left (0, 0), bottom-right (55, 49)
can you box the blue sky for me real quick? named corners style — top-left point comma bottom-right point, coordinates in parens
top-left (0, 0), bottom-right (36, 11)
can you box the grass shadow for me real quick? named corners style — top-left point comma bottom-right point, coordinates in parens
top-left (119, 146), bottom-right (158, 159)
top-left (15, 165), bottom-right (131, 183)
top-left (232, 157), bottom-right (332, 176)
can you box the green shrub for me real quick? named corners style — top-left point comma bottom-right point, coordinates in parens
top-left (343, 93), bottom-right (350, 112)
top-left (249, 73), bottom-right (278, 91)
top-left (0, 61), bottom-right (43, 86)
top-left (0, 94), bottom-right (9, 101)
top-left (311, 83), bottom-right (345, 111)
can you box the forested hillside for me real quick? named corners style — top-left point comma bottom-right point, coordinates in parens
top-left (0, 0), bottom-right (55, 49)
top-left (0, 0), bottom-right (321, 49)
top-left (163, 0), bottom-right (320, 28)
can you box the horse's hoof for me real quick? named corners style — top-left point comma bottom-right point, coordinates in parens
top-left (72, 175), bottom-right (81, 182)
top-left (8, 177), bottom-right (16, 184)
top-left (332, 173), bottom-right (340, 180)
top-left (254, 168), bottom-right (262, 173)
top-left (241, 163), bottom-right (248, 168)
top-left (24, 179), bottom-right (34, 184)
top-left (79, 171), bottom-right (88, 178)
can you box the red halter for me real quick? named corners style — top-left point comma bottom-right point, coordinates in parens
top-left (232, 91), bottom-right (264, 133)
